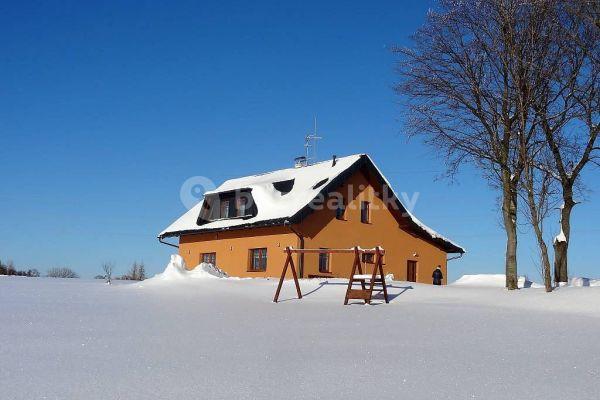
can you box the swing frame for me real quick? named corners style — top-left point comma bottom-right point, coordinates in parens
top-left (272, 246), bottom-right (388, 304)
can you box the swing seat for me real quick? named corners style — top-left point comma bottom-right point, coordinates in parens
top-left (353, 274), bottom-right (382, 280)
top-left (344, 247), bottom-right (389, 305)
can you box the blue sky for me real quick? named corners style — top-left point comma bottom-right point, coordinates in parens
top-left (1, 0), bottom-right (598, 281)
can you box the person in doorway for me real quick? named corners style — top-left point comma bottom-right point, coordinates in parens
top-left (432, 266), bottom-right (443, 286)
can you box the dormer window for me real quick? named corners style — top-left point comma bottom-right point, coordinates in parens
top-left (197, 189), bottom-right (256, 225)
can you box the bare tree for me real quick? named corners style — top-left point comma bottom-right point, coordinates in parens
top-left (531, 0), bottom-right (599, 284)
top-left (518, 146), bottom-right (558, 292)
top-left (127, 262), bottom-right (139, 281)
top-left (26, 269), bottom-right (40, 277)
top-left (137, 262), bottom-right (146, 281)
top-left (123, 261), bottom-right (146, 281)
top-left (47, 267), bottom-right (79, 279)
top-left (102, 262), bottom-right (114, 284)
top-left (394, 0), bottom-right (552, 289)
top-left (6, 260), bottom-right (16, 276)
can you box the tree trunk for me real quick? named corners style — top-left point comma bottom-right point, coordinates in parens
top-left (523, 169), bottom-right (553, 293)
top-left (532, 224), bottom-right (553, 292)
top-left (540, 240), bottom-right (553, 292)
top-left (502, 181), bottom-right (519, 290)
top-left (554, 191), bottom-right (574, 285)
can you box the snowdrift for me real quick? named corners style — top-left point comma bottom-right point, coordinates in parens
top-left (452, 274), bottom-right (599, 288)
top-left (148, 254), bottom-right (228, 281)
top-left (569, 277), bottom-right (600, 287)
top-left (451, 274), bottom-right (542, 288)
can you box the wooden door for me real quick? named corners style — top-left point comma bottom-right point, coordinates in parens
top-left (407, 260), bottom-right (417, 282)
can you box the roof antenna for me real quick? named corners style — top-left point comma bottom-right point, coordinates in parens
top-left (304, 116), bottom-right (322, 165)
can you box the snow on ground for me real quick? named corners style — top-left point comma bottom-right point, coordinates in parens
top-left (451, 273), bottom-right (543, 288)
top-left (453, 273), bottom-right (600, 289)
top-left (1, 274), bottom-right (600, 400)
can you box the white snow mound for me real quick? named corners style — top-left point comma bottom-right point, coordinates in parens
top-left (149, 254), bottom-right (228, 281)
top-left (570, 277), bottom-right (600, 287)
top-left (451, 274), bottom-right (542, 288)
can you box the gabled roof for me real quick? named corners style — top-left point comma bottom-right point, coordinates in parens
top-left (159, 154), bottom-right (465, 253)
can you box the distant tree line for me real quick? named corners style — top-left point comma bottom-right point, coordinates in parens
top-left (0, 259), bottom-right (40, 277)
top-left (2, 258), bottom-right (147, 282)
top-left (1, 259), bottom-right (78, 278)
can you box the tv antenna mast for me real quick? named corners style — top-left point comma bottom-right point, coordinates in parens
top-left (304, 116), bottom-right (322, 165)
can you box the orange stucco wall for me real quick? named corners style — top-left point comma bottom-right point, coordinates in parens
top-left (178, 226), bottom-right (298, 278)
top-left (297, 170), bottom-right (448, 284)
top-left (178, 169), bottom-right (449, 284)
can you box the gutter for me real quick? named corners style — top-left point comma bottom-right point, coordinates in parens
top-left (158, 237), bottom-right (179, 249)
top-left (447, 252), bottom-right (464, 262)
top-left (284, 220), bottom-right (304, 278)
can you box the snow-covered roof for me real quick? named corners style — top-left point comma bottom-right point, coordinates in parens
top-left (159, 154), bottom-right (465, 253)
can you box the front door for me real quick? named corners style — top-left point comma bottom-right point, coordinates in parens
top-left (407, 260), bottom-right (417, 282)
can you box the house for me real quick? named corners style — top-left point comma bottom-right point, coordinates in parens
top-left (159, 154), bottom-right (464, 284)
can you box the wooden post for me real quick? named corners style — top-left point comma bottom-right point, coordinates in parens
top-left (344, 247), bottom-right (362, 305)
top-left (273, 247), bottom-right (302, 303)
top-left (376, 247), bottom-right (389, 303)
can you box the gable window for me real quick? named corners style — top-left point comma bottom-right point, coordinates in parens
top-left (361, 201), bottom-right (371, 224)
top-left (362, 253), bottom-right (374, 264)
top-left (335, 195), bottom-right (346, 220)
top-left (201, 252), bottom-right (216, 266)
top-left (318, 249), bottom-right (330, 273)
top-left (249, 248), bottom-right (267, 271)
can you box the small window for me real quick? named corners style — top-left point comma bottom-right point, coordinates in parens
top-left (318, 249), bottom-right (330, 273)
top-left (361, 201), bottom-right (370, 224)
top-left (201, 253), bottom-right (216, 265)
top-left (249, 248), bottom-right (267, 271)
top-left (336, 196), bottom-right (346, 220)
top-left (220, 200), bottom-right (230, 219)
top-left (237, 196), bottom-right (248, 217)
top-left (362, 253), bottom-right (374, 264)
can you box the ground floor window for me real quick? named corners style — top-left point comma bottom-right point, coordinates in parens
top-left (249, 248), bottom-right (267, 271)
top-left (202, 252), bottom-right (216, 265)
top-left (318, 249), bottom-right (330, 273)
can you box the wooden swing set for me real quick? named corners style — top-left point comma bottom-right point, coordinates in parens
top-left (273, 246), bottom-right (389, 305)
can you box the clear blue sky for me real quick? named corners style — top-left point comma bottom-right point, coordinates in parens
top-left (1, 0), bottom-right (598, 281)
